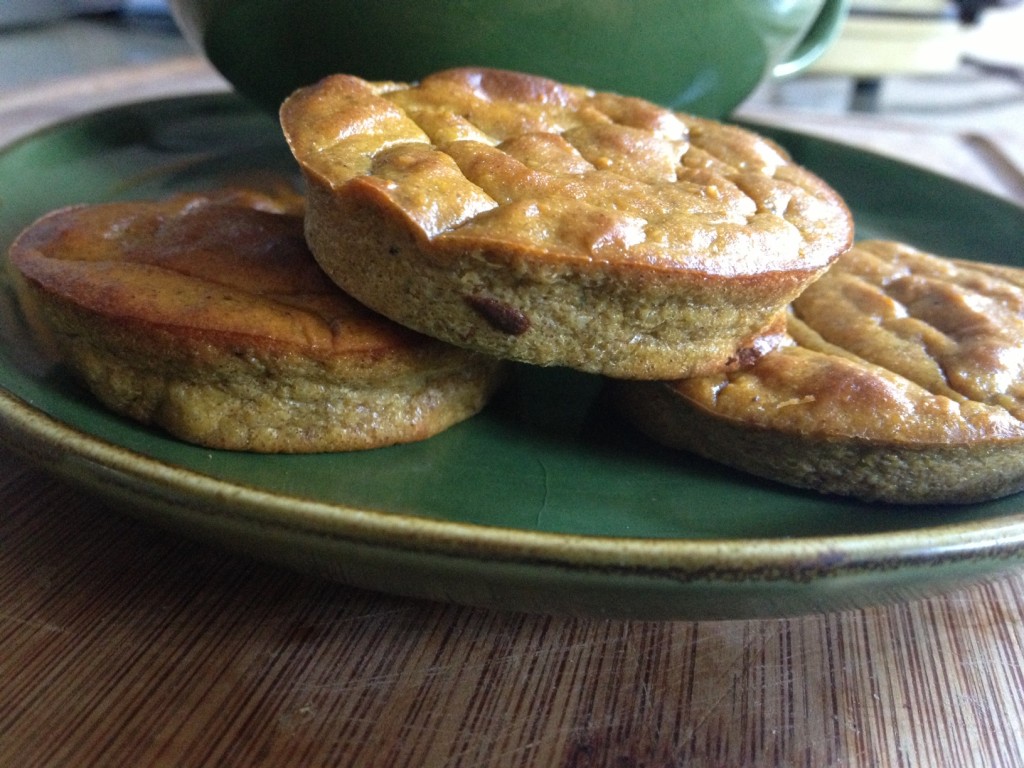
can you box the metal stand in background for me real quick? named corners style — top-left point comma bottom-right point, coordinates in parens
top-left (851, 78), bottom-right (883, 111)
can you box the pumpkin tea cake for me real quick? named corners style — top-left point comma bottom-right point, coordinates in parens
top-left (617, 240), bottom-right (1024, 504)
top-left (280, 67), bottom-right (853, 379)
top-left (7, 189), bottom-right (503, 452)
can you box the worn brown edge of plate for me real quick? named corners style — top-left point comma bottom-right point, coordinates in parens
top-left (5, 384), bottom-right (1024, 619)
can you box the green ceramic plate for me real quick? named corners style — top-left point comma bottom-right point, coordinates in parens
top-left (2, 94), bottom-right (1024, 619)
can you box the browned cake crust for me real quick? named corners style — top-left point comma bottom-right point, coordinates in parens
top-left (280, 67), bottom-right (853, 379)
top-left (7, 189), bottom-right (503, 452)
top-left (617, 240), bottom-right (1024, 504)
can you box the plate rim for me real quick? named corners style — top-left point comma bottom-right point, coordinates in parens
top-left (6, 385), bottom-right (1024, 582)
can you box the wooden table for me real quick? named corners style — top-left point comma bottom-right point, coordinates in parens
top-left (3, 59), bottom-right (1024, 768)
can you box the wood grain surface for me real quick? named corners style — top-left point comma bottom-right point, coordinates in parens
top-left (3, 61), bottom-right (1024, 768)
top-left (3, 444), bottom-right (1024, 767)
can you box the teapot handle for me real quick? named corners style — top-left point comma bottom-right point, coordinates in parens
top-left (773, 0), bottom-right (851, 78)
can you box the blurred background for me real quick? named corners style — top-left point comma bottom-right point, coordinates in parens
top-left (1, 1), bottom-right (1021, 122)
top-left (761, 0), bottom-right (1024, 130)
top-left (1, 0), bottom-right (1022, 198)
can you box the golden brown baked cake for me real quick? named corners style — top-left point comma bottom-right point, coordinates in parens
top-left (7, 188), bottom-right (504, 452)
top-left (280, 67), bottom-right (853, 379)
top-left (617, 240), bottom-right (1024, 504)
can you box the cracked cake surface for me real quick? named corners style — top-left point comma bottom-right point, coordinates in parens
top-left (617, 240), bottom-right (1024, 504)
top-left (7, 188), bottom-right (503, 452)
top-left (281, 67), bottom-right (853, 379)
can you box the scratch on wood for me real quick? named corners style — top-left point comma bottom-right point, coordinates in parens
top-left (0, 613), bottom-right (69, 635)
